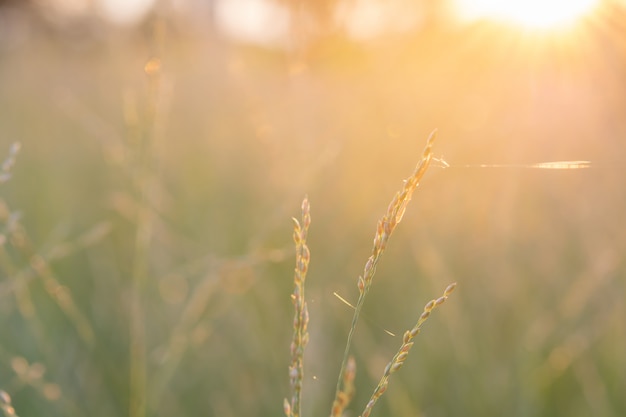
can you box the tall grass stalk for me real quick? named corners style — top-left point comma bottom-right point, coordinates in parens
top-left (285, 197), bottom-right (311, 417)
top-left (330, 129), bottom-right (438, 416)
top-left (284, 130), bottom-right (457, 417)
top-left (359, 283), bottom-right (456, 417)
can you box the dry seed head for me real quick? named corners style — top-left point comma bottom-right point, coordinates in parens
top-left (390, 362), bottom-right (404, 373)
top-left (283, 398), bottom-right (292, 417)
top-left (378, 237), bottom-right (388, 252)
top-left (358, 278), bottom-right (454, 417)
top-left (334, 359), bottom-right (356, 413)
top-left (444, 282), bottom-right (457, 296)
top-left (383, 219), bottom-right (392, 237)
top-left (372, 234), bottom-right (382, 253)
top-left (364, 256), bottom-right (375, 276)
top-left (384, 363), bottom-right (392, 374)
top-left (297, 259), bottom-right (308, 275)
top-left (292, 219), bottom-right (301, 242)
top-left (287, 197), bottom-right (311, 417)
top-left (395, 199), bottom-right (410, 224)
top-left (387, 213), bottom-right (398, 231)
top-left (301, 197), bottom-right (310, 226)
top-left (387, 195), bottom-right (398, 216)
top-left (335, 392), bottom-right (349, 408)
top-left (374, 220), bottom-right (383, 244)
top-left (378, 381), bottom-right (388, 395)
top-left (303, 304), bottom-right (309, 325)
top-left (345, 356), bottom-right (356, 379)
top-left (289, 365), bottom-right (299, 382)
top-left (333, 132), bottom-right (439, 417)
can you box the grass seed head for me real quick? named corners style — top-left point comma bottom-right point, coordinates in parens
top-left (444, 282), bottom-right (457, 296)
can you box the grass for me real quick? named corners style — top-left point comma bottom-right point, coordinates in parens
top-left (285, 131), bottom-right (457, 417)
top-left (1, 11), bottom-right (626, 417)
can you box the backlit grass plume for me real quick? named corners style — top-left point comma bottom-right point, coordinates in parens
top-left (331, 129), bottom-right (439, 416)
top-left (284, 197), bottom-right (311, 417)
top-left (359, 283), bottom-right (457, 417)
top-left (286, 130), bottom-right (456, 417)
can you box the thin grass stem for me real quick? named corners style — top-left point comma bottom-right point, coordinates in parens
top-left (330, 130), bottom-right (438, 417)
top-left (285, 197), bottom-right (311, 417)
top-left (359, 283), bottom-right (457, 417)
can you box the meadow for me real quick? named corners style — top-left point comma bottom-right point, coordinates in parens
top-left (0, 6), bottom-right (625, 417)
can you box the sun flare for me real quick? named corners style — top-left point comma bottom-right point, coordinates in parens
top-left (454, 0), bottom-right (600, 30)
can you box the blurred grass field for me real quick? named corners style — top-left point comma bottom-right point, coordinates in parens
top-left (1, 2), bottom-right (626, 416)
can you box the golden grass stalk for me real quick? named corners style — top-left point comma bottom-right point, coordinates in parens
top-left (330, 130), bottom-right (438, 417)
top-left (359, 283), bottom-right (457, 417)
top-left (329, 356), bottom-right (356, 417)
top-left (285, 197), bottom-right (311, 417)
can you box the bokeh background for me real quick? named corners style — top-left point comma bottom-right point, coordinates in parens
top-left (1, 0), bottom-right (625, 416)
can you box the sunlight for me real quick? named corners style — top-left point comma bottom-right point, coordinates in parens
top-left (97, 0), bottom-right (155, 25)
top-left (214, 0), bottom-right (290, 46)
top-left (454, 0), bottom-right (600, 30)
